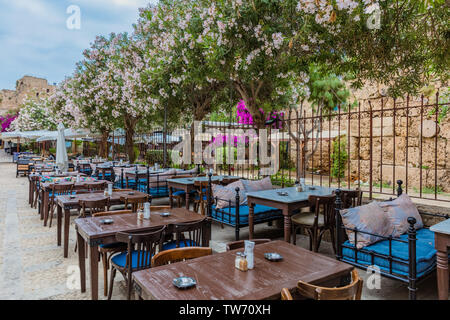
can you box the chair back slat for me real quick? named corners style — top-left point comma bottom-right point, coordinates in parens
top-left (152, 247), bottom-right (212, 267)
top-left (225, 239), bottom-right (271, 251)
top-left (115, 226), bottom-right (166, 272)
top-left (297, 269), bottom-right (363, 300)
top-left (308, 194), bottom-right (336, 227)
top-left (340, 189), bottom-right (363, 209)
top-left (174, 218), bottom-right (209, 248)
top-left (79, 197), bottom-right (109, 218)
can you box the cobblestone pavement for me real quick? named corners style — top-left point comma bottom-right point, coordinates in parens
top-left (0, 150), bottom-right (445, 300)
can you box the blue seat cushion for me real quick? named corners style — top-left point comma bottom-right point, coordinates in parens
top-left (194, 195), bottom-right (207, 201)
top-left (162, 239), bottom-right (198, 251)
top-left (172, 190), bottom-right (186, 196)
top-left (342, 228), bottom-right (446, 278)
top-left (111, 250), bottom-right (153, 269)
top-left (211, 204), bottom-right (282, 226)
top-left (149, 186), bottom-right (169, 197)
top-left (49, 191), bottom-right (77, 197)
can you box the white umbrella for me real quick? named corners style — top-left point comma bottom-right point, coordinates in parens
top-left (56, 123), bottom-right (68, 172)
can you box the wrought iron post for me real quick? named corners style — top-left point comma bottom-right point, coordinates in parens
top-left (397, 180), bottom-right (403, 197)
top-left (407, 217), bottom-right (417, 300)
top-left (235, 187), bottom-right (240, 241)
top-left (207, 172), bottom-right (212, 217)
top-left (335, 189), bottom-right (343, 261)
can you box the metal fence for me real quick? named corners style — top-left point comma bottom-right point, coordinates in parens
top-left (119, 92), bottom-right (450, 203)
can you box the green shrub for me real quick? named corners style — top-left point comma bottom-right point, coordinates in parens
top-left (330, 135), bottom-right (348, 179)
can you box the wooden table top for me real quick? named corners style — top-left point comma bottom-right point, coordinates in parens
top-left (56, 190), bottom-right (148, 206)
top-left (133, 240), bottom-right (353, 300)
top-left (75, 208), bottom-right (205, 240)
top-left (41, 179), bottom-right (109, 189)
top-left (167, 175), bottom-right (240, 185)
top-left (247, 186), bottom-right (335, 204)
top-left (430, 219), bottom-right (450, 235)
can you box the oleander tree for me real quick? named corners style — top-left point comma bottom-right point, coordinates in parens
top-left (10, 94), bottom-right (58, 131)
top-left (135, 0), bottom-right (230, 126)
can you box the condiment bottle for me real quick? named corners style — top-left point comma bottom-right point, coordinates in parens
top-left (235, 252), bottom-right (248, 272)
top-left (137, 209), bottom-right (144, 221)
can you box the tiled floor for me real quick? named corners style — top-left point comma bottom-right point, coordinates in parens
top-left (0, 150), bottom-right (446, 300)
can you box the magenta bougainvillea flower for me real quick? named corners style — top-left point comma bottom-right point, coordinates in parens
top-left (212, 100), bottom-right (285, 147)
top-left (0, 114), bottom-right (17, 132)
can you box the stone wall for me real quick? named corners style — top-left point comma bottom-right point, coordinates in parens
top-left (0, 76), bottom-right (56, 116)
top-left (288, 94), bottom-right (450, 193)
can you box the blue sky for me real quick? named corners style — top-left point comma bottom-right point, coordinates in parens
top-left (0, 0), bottom-right (156, 90)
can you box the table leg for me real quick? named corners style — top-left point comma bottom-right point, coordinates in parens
top-left (89, 244), bottom-right (99, 300)
top-left (436, 245), bottom-right (449, 300)
top-left (77, 230), bottom-right (86, 293)
top-left (185, 189), bottom-right (190, 210)
top-left (248, 202), bottom-right (254, 240)
top-left (43, 191), bottom-right (49, 225)
top-left (169, 186), bottom-right (173, 208)
top-left (64, 208), bottom-right (70, 258)
top-left (283, 210), bottom-right (291, 243)
top-left (57, 204), bottom-right (62, 246)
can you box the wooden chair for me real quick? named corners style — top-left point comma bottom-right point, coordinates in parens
top-left (164, 218), bottom-right (210, 250)
top-left (281, 269), bottom-right (363, 300)
top-left (297, 269), bottom-right (363, 300)
top-left (169, 175), bottom-right (194, 208)
top-left (48, 183), bottom-right (74, 228)
top-left (78, 197), bottom-right (110, 218)
top-left (152, 247), bottom-right (212, 267)
top-left (281, 288), bottom-right (294, 300)
top-left (150, 205), bottom-right (171, 211)
top-left (93, 209), bottom-right (132, 297)
top-left (108, 226), bottom-right (166, 300)
top-left (225, 239), bottom-right (271, 251)
top-left (340, 189), bottom-right (363, 209)
top-left (291, 194), bottom-right (336, 253)
top-left (97, 167), bottom-right (115, 182)
top-left (16, 161), bottom-right (30, 177)
top-left (120, 195), bottom-right (149, 212)
top-left (88, 181), bottom-right (107, 192)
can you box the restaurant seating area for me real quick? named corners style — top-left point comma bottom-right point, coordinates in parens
top-left (0, 150), bottom-right (448, 301)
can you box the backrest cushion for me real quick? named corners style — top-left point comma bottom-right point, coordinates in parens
top-left (241, 176), bottom-right (273, 193)
top-left (149, 169), bottom-right (177, 187)
top-left (340, 201), bottom-right (395, 249)
top-left (378, 194), bottom-right (423, 237)
top-left (212, 180), bottom-right (246, 209)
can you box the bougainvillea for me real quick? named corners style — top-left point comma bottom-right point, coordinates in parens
top-left (0, 114), bottom-right (17, 132)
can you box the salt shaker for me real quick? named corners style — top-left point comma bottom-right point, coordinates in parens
top-left (235, 252), bottom-right (248, 272)
top-left (137, 209), bottom-right (144, 221)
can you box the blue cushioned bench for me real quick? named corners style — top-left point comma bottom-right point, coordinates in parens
top-left (335, 180), bottom-right (450, 300)
top-left (207, 179), bottom-right (283, 240)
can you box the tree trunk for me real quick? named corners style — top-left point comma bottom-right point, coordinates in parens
top-left (98, 130), bottom-right (109, 159)
top-left (124, 117), bottom-right (137, 163)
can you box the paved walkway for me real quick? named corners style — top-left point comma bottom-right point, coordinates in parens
top-left (0, 149), bottom-right (444, 300)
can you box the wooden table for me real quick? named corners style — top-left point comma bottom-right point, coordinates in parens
top-left (246, 186), bottom-right (335, 243)
top-left (133, 240), bottom-right (353, 300)
top-left (75, 208), bottom-right (208, 300)
top-left (55, 189), bottom-right (146, 258)
top-left (167, 175), bottom-right (240, 210)
top-left (40, 179), bottom-right (105, 226)
top-left (430, 219), bottom-right (450, 300)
